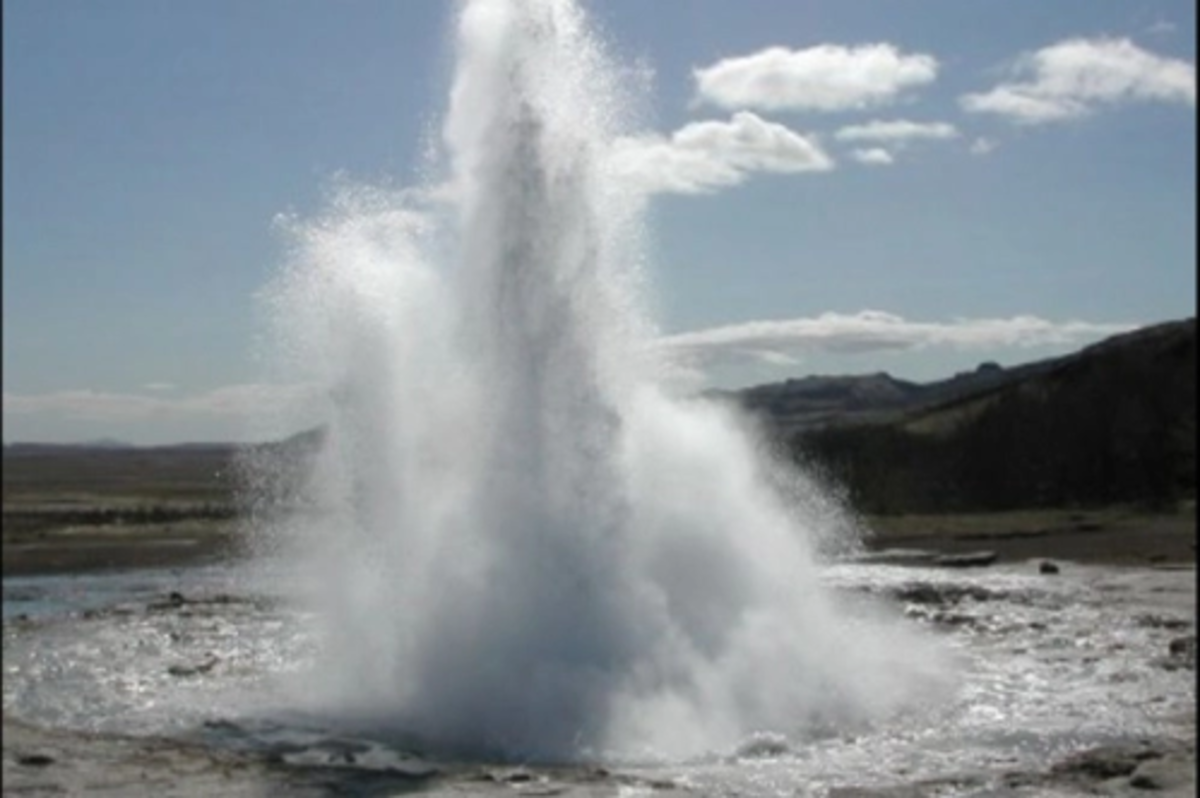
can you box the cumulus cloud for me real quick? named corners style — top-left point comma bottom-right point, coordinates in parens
top-left (693, 44), bottom-right (938, 112)
top-left (851, 148), bottom-right (894, 165)
top-left (961, 37), bottom-right (1195, 124)
top-left (658, 311), bottom-right (1135, 366)
top-left (836, 119), bottom-right (959, 143)
top-left (609, 111), bottom-right (833, 195)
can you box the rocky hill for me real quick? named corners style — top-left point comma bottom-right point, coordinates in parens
top-left (753, 318), bottom-right (1196, 514)
top-left (722, 347), bottom-right (1071, 434)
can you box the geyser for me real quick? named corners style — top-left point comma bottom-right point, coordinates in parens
top-left (255, 0), bottom-right (950, 762)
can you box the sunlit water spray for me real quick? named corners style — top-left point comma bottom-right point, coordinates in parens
top-left (253, 0), bottom-right (952, 762)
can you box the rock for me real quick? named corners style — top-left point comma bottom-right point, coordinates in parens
top-left (1162, 635), bottom-right (1196, 670)
top-left (167, 655), bottom-right (219, 677)
top-left (827, 787), bottom-right (926, 798)
top-left (148, 591), bottom-right (189, 611)
top-left (1129, 754), bottom-right (1195, 790)
top-left (478, 767), bottom-right (536, 784)
top-left (893, 583), bottom-right (945, 605)
top-left (891, 583), bottom-right (1002, 606)
top-left (1135, 615), bottom-right (1191, 630)
top-left (1168, 636), bottom-right (1195, 656)
top-left (1039, 560), bottom-right (1060, 574)
top-left (1050, 745), bottom-right (1149, 780)
top-left (851, 549), bottom-right (939, 566)
top-left (828, 776), bottom-right (985, 798)
top-left (928, 612), bottom-right (977, 628)
top-left (734, 732), bottom-right (790, 758)
top-left (501, 768), bottom-right (534, 783)
top-left (17, 754), bottom-right (54, 767)
top-left (933, 551), bottom-right (997, 568)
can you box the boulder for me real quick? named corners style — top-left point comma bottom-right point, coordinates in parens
top-left (933, 551), bottom-right (997, 568)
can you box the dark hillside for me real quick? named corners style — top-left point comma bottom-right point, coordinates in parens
top-left (783, 318), bottom-right (1196, 514)
top-left (726, 352), bottom-right (1064, 433)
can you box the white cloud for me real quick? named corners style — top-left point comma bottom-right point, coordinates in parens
top-left (609, 111), bottom-right (833, 195)
top-left (142, 382), bottom-right (177, 392)
top-left (4, 390), bottom-right (165, 422)
top-left (836, 119), bottom-right (959, 143)
top-left (851, 148), bottom-right (894, 165)
top-left (3, 383), bottom-right (320, 424)
top-left (1145, 20), bottom-right (1177, 36)
top-left (961, 37), bottom-right (1195, 124)
top-left (969, 137), bottom-right (999, 155)
top-left (693, 44), bottom-right (938, 112)
top-left (658, 311), bottom-right (1135, 366)
top-left (5, 314), bottom-right (1139, 439)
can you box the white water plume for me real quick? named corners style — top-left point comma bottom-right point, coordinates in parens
top-left (254, 0), bottom-right (952, 762)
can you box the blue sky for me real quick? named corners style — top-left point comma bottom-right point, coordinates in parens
top-left (4, 0), bottom-right (1195, 444)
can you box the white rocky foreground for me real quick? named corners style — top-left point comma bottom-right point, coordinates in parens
top-left (4, 715), bottom-right (1193, 797)
top-left (3, 560), bottom-right (1194, 796)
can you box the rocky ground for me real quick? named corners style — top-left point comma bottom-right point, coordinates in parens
top-left (6, 566), bottom-right (1196, 797)
top-left (5, 714), bottom-right (1194, 797)
top-left (3, 507), bottom-right (1194, 796)
top-left (3, 712), bottom-right (697, 797)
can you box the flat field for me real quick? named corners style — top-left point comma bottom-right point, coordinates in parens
top-left (3, 446), bottom-right (242, 575)
top-left (3, 445), bottom-right (1194, 575)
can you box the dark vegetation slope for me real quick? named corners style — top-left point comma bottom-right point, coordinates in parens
top-left (742, 318), bottom-right (1196, 515)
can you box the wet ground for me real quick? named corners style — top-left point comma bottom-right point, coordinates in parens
top-left (4, 558), bottom-right (1195, 796)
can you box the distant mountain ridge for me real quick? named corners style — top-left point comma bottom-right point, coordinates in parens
top-left (767, 317), bottom-right (1196, 513)
top-left (721, 336), bottom-right (1105, 434)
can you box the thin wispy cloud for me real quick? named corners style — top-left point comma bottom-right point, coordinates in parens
top-left (835, 119), bottom-right (959, 144)
top-left (969, 137), bottom-right (999, 156)
top-left (1145, 19), bottom-right (1177, 36)
top-left (851, 148), bottom-right (894, 166)
top-left (4, 314), bottom-right (1139, 427)
top-left (3, 383), bottom-right (320, 424)
top-left (610, 111), bottom-right (833, 195)
top-left (961, 37), bottom-right (1195, 124)
top-left (693, 44), bottom-right (938, 112)
top-left (658, 311), bottom-right (1136, 367)
top-left (4, 390), bottom-right (165, 423)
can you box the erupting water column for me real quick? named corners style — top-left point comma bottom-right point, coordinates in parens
top-left (259, 0), bottom-right (950, 762)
